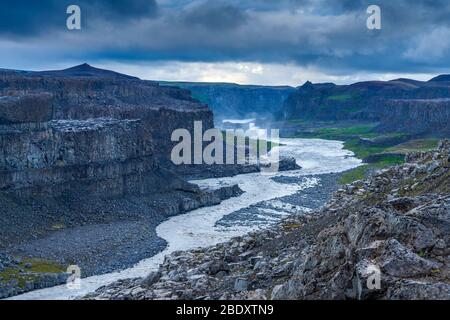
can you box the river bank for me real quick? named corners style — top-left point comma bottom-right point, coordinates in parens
top-left (0, 184), bottom-right (242, 298)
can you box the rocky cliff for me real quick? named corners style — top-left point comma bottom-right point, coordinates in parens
top-left (280, 77), bottom-right (450, 136)
top-left (379, 99), bottom-right (450, 136)
top-left (86, 141), bottom-right (450, 300)
top-left (0, 64), bottom-right (214, 197)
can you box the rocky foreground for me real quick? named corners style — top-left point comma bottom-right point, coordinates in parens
top-left (86, 141), bottom-right (450, 300)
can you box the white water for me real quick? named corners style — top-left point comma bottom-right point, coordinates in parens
top-left (222, 118), bottom-right (256, 124)
top-left (8, 138), bottom-right (361, 300)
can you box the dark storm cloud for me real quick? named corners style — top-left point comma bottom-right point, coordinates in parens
top-left (0, 0), bottom-right (61, 36)
top-left (180, 2), bottom-right (248, 30)
top-left (0, 0), bottom-right (158, 37)
top-left (1, 0), bottom-right (450, 75)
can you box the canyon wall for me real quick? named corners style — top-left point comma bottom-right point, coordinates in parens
top-left (161, 82), bottom-right (295, 120)
top-left (0, 66), bottom-right (213, 198)
top-left (280, 78), bottom-right (450, 136)
top-left (379, 99), bottom-right (450, 136)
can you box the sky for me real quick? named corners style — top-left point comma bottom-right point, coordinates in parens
top-left (0, 0), bottom-right (449, 86)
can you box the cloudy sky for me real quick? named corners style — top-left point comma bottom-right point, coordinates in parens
top-left (0, 0), bottom-right (449, 85)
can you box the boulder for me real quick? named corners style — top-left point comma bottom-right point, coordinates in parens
top-left (140, 271), bottom-right (161, 288)
top-left (376, 239), bottom-right (440, 278)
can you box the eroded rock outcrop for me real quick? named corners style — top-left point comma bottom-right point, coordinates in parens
top-left (0, 65), bottom-right (218, 197)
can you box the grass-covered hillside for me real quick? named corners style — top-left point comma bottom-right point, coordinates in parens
top-left (290, 122), bottom-right (441, 184)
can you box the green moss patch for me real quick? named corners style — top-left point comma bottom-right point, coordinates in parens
top-left (0, 258), bottom-right (66, 289)
top-left (327, 94), bottom-right (353, 102)
top-left (386, 139), bottom-right (439, 154)
top-left (294, 124), bottom-right (379, 141)
top-left (282, 222), bottom-right (303, 231)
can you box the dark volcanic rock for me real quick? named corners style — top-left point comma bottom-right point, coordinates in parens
top-left (379, 99), bottom-right (450, 136)
top-left (0, 66), bottom-right (213, 197)
top-left (0, 118), bottom-right (162, 197)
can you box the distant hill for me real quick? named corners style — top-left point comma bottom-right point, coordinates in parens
top-left (429, 74), bottom-right (450, 82)
top-left (32, 63), bottom-right (139, 80)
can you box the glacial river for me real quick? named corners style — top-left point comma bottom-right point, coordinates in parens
top-left (9, 138), bottom-right (361, 300)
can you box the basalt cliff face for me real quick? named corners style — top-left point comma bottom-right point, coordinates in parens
top-left (281, 77), bottom-right (450, 136)
top-left (0, 64), bottom-right (213, 198)
top-left (86, 141), bottom-right (450, 300)
top-left (379, 99), bottom-right (450, 136)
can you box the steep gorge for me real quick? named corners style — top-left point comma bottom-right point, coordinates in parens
top-left (160, 82), bottom-right (295, 120)
top-left (0, 65), bottom-right (243, 295)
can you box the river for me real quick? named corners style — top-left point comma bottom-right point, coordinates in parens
top-left (9, 138), bottom-right (361, 300)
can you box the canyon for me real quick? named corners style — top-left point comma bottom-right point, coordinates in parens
top-left (1, 64), bottom-right (449, 300)
top-left (162, 75), bottom-right (450, 137)
top-left (159, 81), bottom-right (295, 121)
top-left (0, 64), bottom-right (302, 298)
top-left (0, 64), bottom-right (242, 297)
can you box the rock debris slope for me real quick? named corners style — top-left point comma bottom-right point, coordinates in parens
top-left (87, 141), bottom-right (450, 300)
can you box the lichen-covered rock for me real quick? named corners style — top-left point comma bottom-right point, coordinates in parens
top-left (387, 280), bottom-right (450, 300)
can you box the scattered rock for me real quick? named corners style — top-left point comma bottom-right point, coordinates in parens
top-left (377, 239), bottom-right (439, 278)
top-left (141, 272), bottom-right (161, 288)
top-left (84, 141), bottom-right (450, 301)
